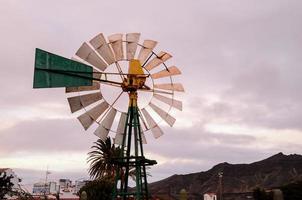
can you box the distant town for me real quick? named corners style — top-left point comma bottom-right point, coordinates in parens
top-left (1, 168), bottom-right (87, 200)
top-left (1, 167), bottom-right (222, 200)
top-left (2, 152), bottom-right (302, 200)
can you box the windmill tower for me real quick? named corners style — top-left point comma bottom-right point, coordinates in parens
top-left (33, 32), bottom-right (184, 199)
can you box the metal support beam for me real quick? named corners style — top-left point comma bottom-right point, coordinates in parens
top-left (112, 92), bottom-right (156, 200)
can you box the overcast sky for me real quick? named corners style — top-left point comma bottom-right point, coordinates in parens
top-left (1, 0), bottom-right (302, 186)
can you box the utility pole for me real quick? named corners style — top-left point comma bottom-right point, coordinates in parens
top-left (44, 166), bottom-right (51, 199)
top-left (218, 172), bottom-right (223, 200)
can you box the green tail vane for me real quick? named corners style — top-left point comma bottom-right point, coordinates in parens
top-left (33, 48), bottom-right (93, 88)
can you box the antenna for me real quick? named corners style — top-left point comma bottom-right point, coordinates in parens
top-left (44, 166), bottom-right (51, 196)
top-left (218, 172), bottom-right (223, 200)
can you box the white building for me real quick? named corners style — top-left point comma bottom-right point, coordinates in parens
top-left (33, 181), bottom-right (58, 195)
top-left (204, 192), bottom-right (217, 200)
top-left (59, 179), bottom-right (72, 189)
top-left (0, 168), bottom-right (21, 190)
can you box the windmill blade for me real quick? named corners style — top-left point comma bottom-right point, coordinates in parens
top-left (138, 40), bottom-right (157, 64)
top-left (154, 83), bottom-right (184, 92)
top-left (139, 122), bottom-right (147, 144)
top-left (140, 131), bottom-right (147, 144)
top-left (126, 33), bottom-right (140, 60)
top-left (90, 33), bottom-right (115, 65)
top-left (65, 82), bottom-right (100, 93)
top-left (71, 56), bottom-right (83, 62)
top-left (76, 43), bottom-right (107, 71)
top-left (114, 112), bottom-right (127, 145)
top-left (151, 66), bottom-right (181, 79)
top-left (108, 33), bottom-right (124, 61)
top-left (141, 108), bottom-right (164, 139)
top-left (77, 101), bottom-right (109, 130)
top-left (72, 56), bottom-right (97, 72)
top-left (94, 108), bottom-right (117, 141)
top-left (149, 102), bottom-right (176, 127)
top-left (153, 93), bottom-right (182, 111)
top-left (145, 51), bottom-right (172, 71)
top-left (139, 111), bottom-right (148, 131)
top-left (72, 56), bottom-right (95, 67)
top-left (67, 92), bottom-right (102, 113)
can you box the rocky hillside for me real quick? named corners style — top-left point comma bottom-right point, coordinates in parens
top-left (149, 153), bottom-right (302, 199)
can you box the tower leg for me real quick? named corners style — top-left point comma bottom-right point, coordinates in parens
top-left (112, 104), bottom-right (152, 200)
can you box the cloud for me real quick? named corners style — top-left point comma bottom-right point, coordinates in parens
top-left (0, 119), bottom-right (96, 155)
top-left (1, 0), bottom-right (302, 184)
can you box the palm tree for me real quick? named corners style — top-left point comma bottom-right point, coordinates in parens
top-left (87, 137), bottom-right (151, 182)
top-left (87, 137), bottom-right (121, 180)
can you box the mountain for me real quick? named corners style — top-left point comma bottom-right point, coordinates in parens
top-left (149, 152), bottom-right (302, 199)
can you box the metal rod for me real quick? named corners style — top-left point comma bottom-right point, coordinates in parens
top-left (36, 67), bottom-right (150, 76)
top-left (120, 109), bottom-right (131, 198)
top-left (136, 109), bottom-right (149, 199)
top-left (133, 107), bottom-right (141, 200)
top-left (141, 52), bottom-right (154, 68)
top-left (114, 62), bottom-right (126, 81)
top-left (123, 105), bottom-right (133, 198)
top-left (138, 88), bottom-right (173, 95)
top-left (96, 91), bottom-right (123, 123)
top-left (35, 68), bottom-right (123, 86)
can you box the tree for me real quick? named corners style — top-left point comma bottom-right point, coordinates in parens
top-left (87, 137), bottom-right (122, 179)
top-left (281, 181), bottom-right (302, 200)
top-left (253, 187), bottom-right (273, 200)
top-left (78, 178), bottom-right (114, 200)
top-left (0, 171), bottom-right (13, 199)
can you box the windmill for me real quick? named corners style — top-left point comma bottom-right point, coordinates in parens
top-left (33, 32), bottom-right (184, 199)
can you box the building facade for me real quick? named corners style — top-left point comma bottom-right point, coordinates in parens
top-left (59, 179), bottom-right (72, 189)
top-left (33, 182), bottom-right (58, 195)
top-left (204, 193), bottom-right (217, 200)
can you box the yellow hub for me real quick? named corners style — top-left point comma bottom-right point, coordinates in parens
top-left (121, 59), bottom-right (147, 107)
top-left (122, 59), bottom-right (146, 92)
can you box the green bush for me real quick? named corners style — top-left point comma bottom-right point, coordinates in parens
top-left (0, 172), bottom-right (13, 199)
top-left (78, 178), bottom-right (114, 200)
